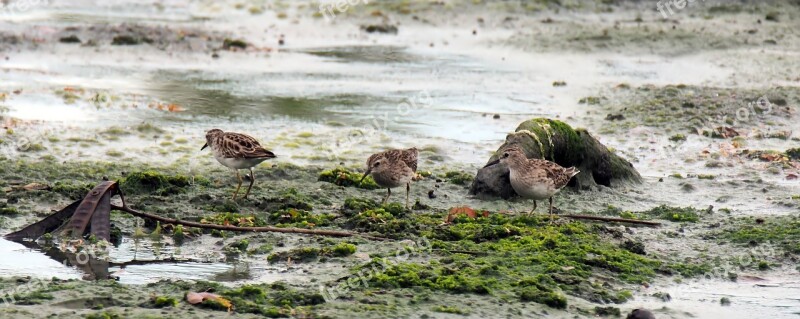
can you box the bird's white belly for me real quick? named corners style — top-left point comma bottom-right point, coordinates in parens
top-left (215, 154), bottom-right (265, 169)
top-left (510, 171), bottom-right (556, 200)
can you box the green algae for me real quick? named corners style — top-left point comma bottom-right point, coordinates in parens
top-left (151, 295), bottom-right (179, 308)
top-left (210, 283), bottom-right (323, 317)
top-left (443, 171), bottom-right (473, 185)
top-left (318, 167), bottom-right (380, 189)
top-left (262, 188), bottom-right (314, 211)
top-left (334, 207), bottom-right (666, 309)
top-left (513, 118), bottom-right (585, 165)
top-left (332, 242), bottom-right (357, 256)
top-left (600, 205), bottom-right (703, 223)
top-left (432, 305), bottom-right (469, 315)
top-left (267, 242), bottom-right (356, 263)
top-left (121, 171), bottom-right (191, 195)
top-left (669, 134), bottom-right (687, 142)
top-left (716, 217), bottom-right (800, 254)
top-left (85, 311), bottom-right (121, 319)
top-left (52, 181), bottom-right (95, 200)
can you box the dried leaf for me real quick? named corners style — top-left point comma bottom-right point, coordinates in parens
top-left (186, 292), bottom-right (232, 311)
top-left (787, 173), bottom-right (798, 180)
top-left (444, 206), bottom-right (489, 223)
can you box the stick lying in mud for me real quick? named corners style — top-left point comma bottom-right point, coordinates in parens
top-left (108, 204), bottom-right (390, 241)
top-left (560, 214), bottom-right (661, 227)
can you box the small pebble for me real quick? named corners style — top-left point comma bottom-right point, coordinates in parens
top-left (428, 190), bottom-right (436, 199)
top-left (493, 114), bottom-right (500, 119)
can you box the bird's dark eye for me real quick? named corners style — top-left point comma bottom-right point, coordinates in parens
top-left (503, 153), bottom-right (509, 158)
top-left (374, 162), bottom-right (381, 167)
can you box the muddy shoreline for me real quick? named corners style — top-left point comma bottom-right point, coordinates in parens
top-left (1, 0), bottom-right (799, 318)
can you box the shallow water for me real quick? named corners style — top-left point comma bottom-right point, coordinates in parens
top-left (1, 0), bottom-right (799, 317)
top-left (0, 239), bottom-right (82, 280)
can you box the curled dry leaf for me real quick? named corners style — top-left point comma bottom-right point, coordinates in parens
top-left (444, 206), bottom-right (490, 224)
top-left (186, 292), bottom-right (233, 312)
top-left (786, 173), bottom-right (798, 180)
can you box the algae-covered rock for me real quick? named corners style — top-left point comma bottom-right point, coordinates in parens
top-left (470, 118), bottom-right (641, 199)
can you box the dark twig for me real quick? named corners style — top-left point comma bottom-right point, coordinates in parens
top-left (560, 214), bottom-right (661, 227)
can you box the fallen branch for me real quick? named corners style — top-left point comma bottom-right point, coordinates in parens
top-left (109, 204), bottom-right (389, 241)
top-left (560, 214), bottom-right (661, 227)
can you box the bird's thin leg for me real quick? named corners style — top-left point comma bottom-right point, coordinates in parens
top-left (381, 188), bottom-right (391, 205)
top-left (529, 200), bottom-right (537, 215)
top-left (405, 183), bottom-right (410, 209)
top-left (549, 197), bottom-right (555, 223)
top-left (232, 170), bottom-right (242, 200)
top-left (244, 167), bottom-right (255, 199)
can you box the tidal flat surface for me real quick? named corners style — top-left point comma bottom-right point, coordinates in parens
top-left (0, 0), bottom-right (799, 318)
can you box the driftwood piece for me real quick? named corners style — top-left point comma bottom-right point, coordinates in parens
top-left (470, 118), bottom-right (642, 199)
top-left (65, 181), bottom-right (119, 240)
top-left (4, 200), bottom-right (82, 241)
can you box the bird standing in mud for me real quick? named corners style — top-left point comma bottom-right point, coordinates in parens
top-left (359, 147), bottom-right (418, 209)
top-left (485, 145), bottom-right (579, 221)
top-left (201, 129), bottom-right (276, 200)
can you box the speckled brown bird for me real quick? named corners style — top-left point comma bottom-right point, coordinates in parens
top-left (485, 145), bottom-right (579, 220)
top-left (359, 147), bottom-right (418, 208)
top-left (201, 129), bottom-right (276, 200)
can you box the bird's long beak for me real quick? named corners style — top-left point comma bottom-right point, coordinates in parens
top-left (358, 169), bottom-right (372, 184)
top-left (483, 159), bottom-right (500, 168)
top-left (201, 143), bottom-right (208, 151)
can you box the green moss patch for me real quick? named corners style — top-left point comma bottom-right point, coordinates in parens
top-left (443, 171), bottom-right (474, 185)
top-left (599, 205), bottom-right (703, 223)
top-left (318, 167), bottom-right (380, 189)
top-left (344, 213), bottom-right (664, 309)
top-left (716, 217), bottom-right (800, 254)
top-left (121, 170), bottom-right (191, 195)
top-left (267, 242), bottom-right (357, 263)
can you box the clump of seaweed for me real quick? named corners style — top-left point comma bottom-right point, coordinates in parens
top-left (318, 167), bottom-right (380, 189)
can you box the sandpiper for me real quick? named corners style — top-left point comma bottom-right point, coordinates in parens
top-left (484, 145), bottom-right (579, 220)
top-left (359, 147), bottom-right (418, 208)
top-left (201, 129), bottom-right (276, 200)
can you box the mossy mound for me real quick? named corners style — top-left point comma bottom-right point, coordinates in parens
top-left (318, 167), bottom-right (380, 189)
top-left (121, 170), bottom-right (191, 195)
top-left (471, 118), bottom-right (641, 199)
